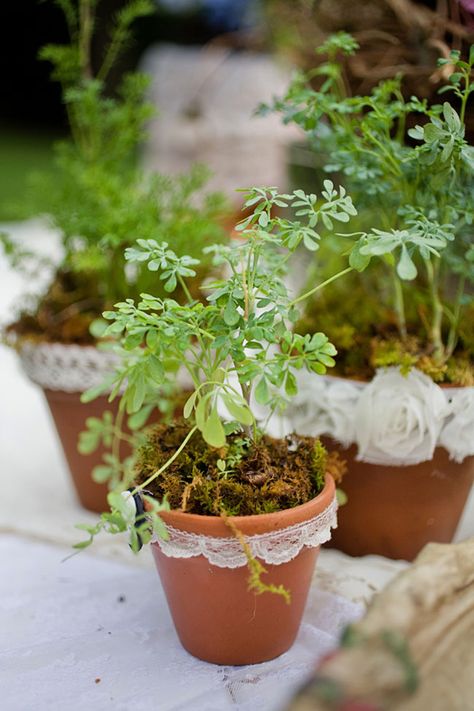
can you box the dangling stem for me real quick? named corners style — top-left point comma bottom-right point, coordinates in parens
top-left (133, 425), bottom-right (198, 493)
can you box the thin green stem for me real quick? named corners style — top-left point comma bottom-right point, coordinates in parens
top-left (446, 275), bottom-right (465, 359)
top-left (393, 274), bottom-right (407, 340)
top-left (425, 259), bottom-right (445, 361)
top-left (111, 405), bottom-right (125, 474)
top-left (79, 0), bottom-right (94, 80)
top-left (459, 71), bottom-right (471, 125)
top-left (177, 274), bottom-right (194, 305)
top-left (364, 130), bottom-right (403, 176)
top-left (133, 425), bottom-right (198, 493)
top-left (289, 266), bottom-right (353, 307)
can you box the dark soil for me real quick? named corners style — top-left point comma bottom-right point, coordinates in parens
top-left (134, 419), bottom-right (346, 516)
top-left (7, 269), bottom-right (103, 344)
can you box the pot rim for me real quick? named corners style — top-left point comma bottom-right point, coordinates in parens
top-left (157, 474), bottom-right (336, 537)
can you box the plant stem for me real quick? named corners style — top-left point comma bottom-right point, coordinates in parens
top-left (445, 275), bottom-right (465, 359)
top-left (393, 273), bottom-right (407, 340)
top-left (460, 70), bottom-right (471, 125)
top-left (79, 0), bottom-right (93, 80)
top-left (177, 274), bottom-right (194, 305)
top-left (134, 425), bottom-right (198, 493)
top-left (425, 259), bottom-right (445, 362)
top-left (112, 405), bottom-right (125, 470)
top-left (288, 266), bottom-right (353, 307)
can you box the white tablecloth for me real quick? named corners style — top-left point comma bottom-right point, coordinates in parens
top-left (1, 535), bottom-right (365, 711)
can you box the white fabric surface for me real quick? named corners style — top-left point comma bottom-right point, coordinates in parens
top-left (0, 535), bottom-right (363, 711)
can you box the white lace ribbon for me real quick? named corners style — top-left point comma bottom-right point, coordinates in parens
top-left (264, 368), bottom-right (474, 465)
top-left (17, 341), bottom-right (120, 393)
top-left (154, 496), bottom-right (338, 568)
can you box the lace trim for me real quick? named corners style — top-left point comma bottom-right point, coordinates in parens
top-left (153, 496), bottom-right (338, 568)
top-left (18, 341), bottom-right (120, 393)
top-left (263, 368), bottom-right (474, 465)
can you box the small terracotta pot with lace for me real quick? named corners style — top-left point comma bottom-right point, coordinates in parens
top-left (17, 341), bottom-right (122, 512)
top-left (150, 475), bottom-right (337, 665)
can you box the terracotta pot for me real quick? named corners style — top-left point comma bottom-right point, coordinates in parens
top-left (44, 389), bottom-right (116, 513)
top-left (151, 476), bottom-right (336, 665)
top-left (325, 439), bottom-right (474, 561)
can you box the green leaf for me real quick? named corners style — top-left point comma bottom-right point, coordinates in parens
top-left (254, 377), bottom-right (270, 405)
top-left (80, 375), bottom-right (115, 403)
top-left (258, 211), bottom-right (269, 227)
top-left (285, 371), bottom-right (298, 397)
top-left (349, 242), bottom-right (371, 271)
top-left (336, 488), bottom-right (348, 506)
top-left (183, 391), bottom-right (198, 419)
top-left (89, 318), bottom-right (108, 338)
top-left (222, 395), bottom-right (254, 426)
top-left (303, 233), bottom-right (320, 251)
top-left (92, 465), bottom-right (113, 483)
top-left (424, 123), bottom-right (443, 142)
top-left (164, 275), bottom-right (177, 292)
top-left (78, 431), bottom-right (100, 455)
top-left (128, 404), bottom-right (154, 430)
top-left (147, 354), bottom-right (164, 382)
top-left (224, 298), bottom-right (240, 326)
top-left (195, 396), bottom-right (207, 430)
top-left (397, 246), bottom-right (417, 280)
top-left (443, 102), bottom-right (461, 132)
top-left (202, 407), bottom-right (226, 448)
top-left (107, 492), bottom-right (134, 522)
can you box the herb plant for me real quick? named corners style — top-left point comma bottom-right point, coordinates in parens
top-left (76, 183), bottom-right (357, 550)
top-left (269, 34), bottom-right (474, 383)
top-left (2, 0), bottom-right (227, 343)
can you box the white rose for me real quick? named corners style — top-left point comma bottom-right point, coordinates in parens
top-left (354, 368), bottom-right (449, 465)
top-left (439, 387), bottom-right (474, 463)
top-left (263, 371), bottom-right (362, 444)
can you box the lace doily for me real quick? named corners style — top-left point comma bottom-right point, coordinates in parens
top-left (265, 368), bottom-right (474, 465)
top-left (17, 341), bottom-right (120, 393)
top-left (153, 496), bottom-right (338, 569)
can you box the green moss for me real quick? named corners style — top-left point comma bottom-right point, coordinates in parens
top-left (297, 269), bottom-right (473, 385)
top-left (134, 420), bottom-right (329, 515)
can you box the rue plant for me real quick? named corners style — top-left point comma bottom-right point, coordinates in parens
top-left (76, 183), bottom-right (358, 551)
top-left (269, 33), bottom-right (474, 382)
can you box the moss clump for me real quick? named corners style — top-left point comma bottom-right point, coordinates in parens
top-left (297, 270), bottom-right (474, 386)
top-left (135, 419), bottom-right (334, 515)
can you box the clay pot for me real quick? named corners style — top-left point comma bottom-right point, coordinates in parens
top-left (151, 475), bottom-right (335, 665)
top-left (44, 389), bottom-right (116, 513)
top-left (325, 439), bottom-right (474, 561)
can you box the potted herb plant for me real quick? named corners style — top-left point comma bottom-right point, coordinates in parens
top-left (76, 185), bottom-right (357, 664)
top-left (1, 0), bottom-right (228, 511)
top-left (268, 34), bottom-right (474, 560)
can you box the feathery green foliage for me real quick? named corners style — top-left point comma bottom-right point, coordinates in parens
top-left (2, 0), bottom-right (228, 338)
top-left (269, 37), bottom-right (474, 375)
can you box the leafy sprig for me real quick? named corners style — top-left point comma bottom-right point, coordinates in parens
top-left (273, 37), bottom-right (474, 365)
